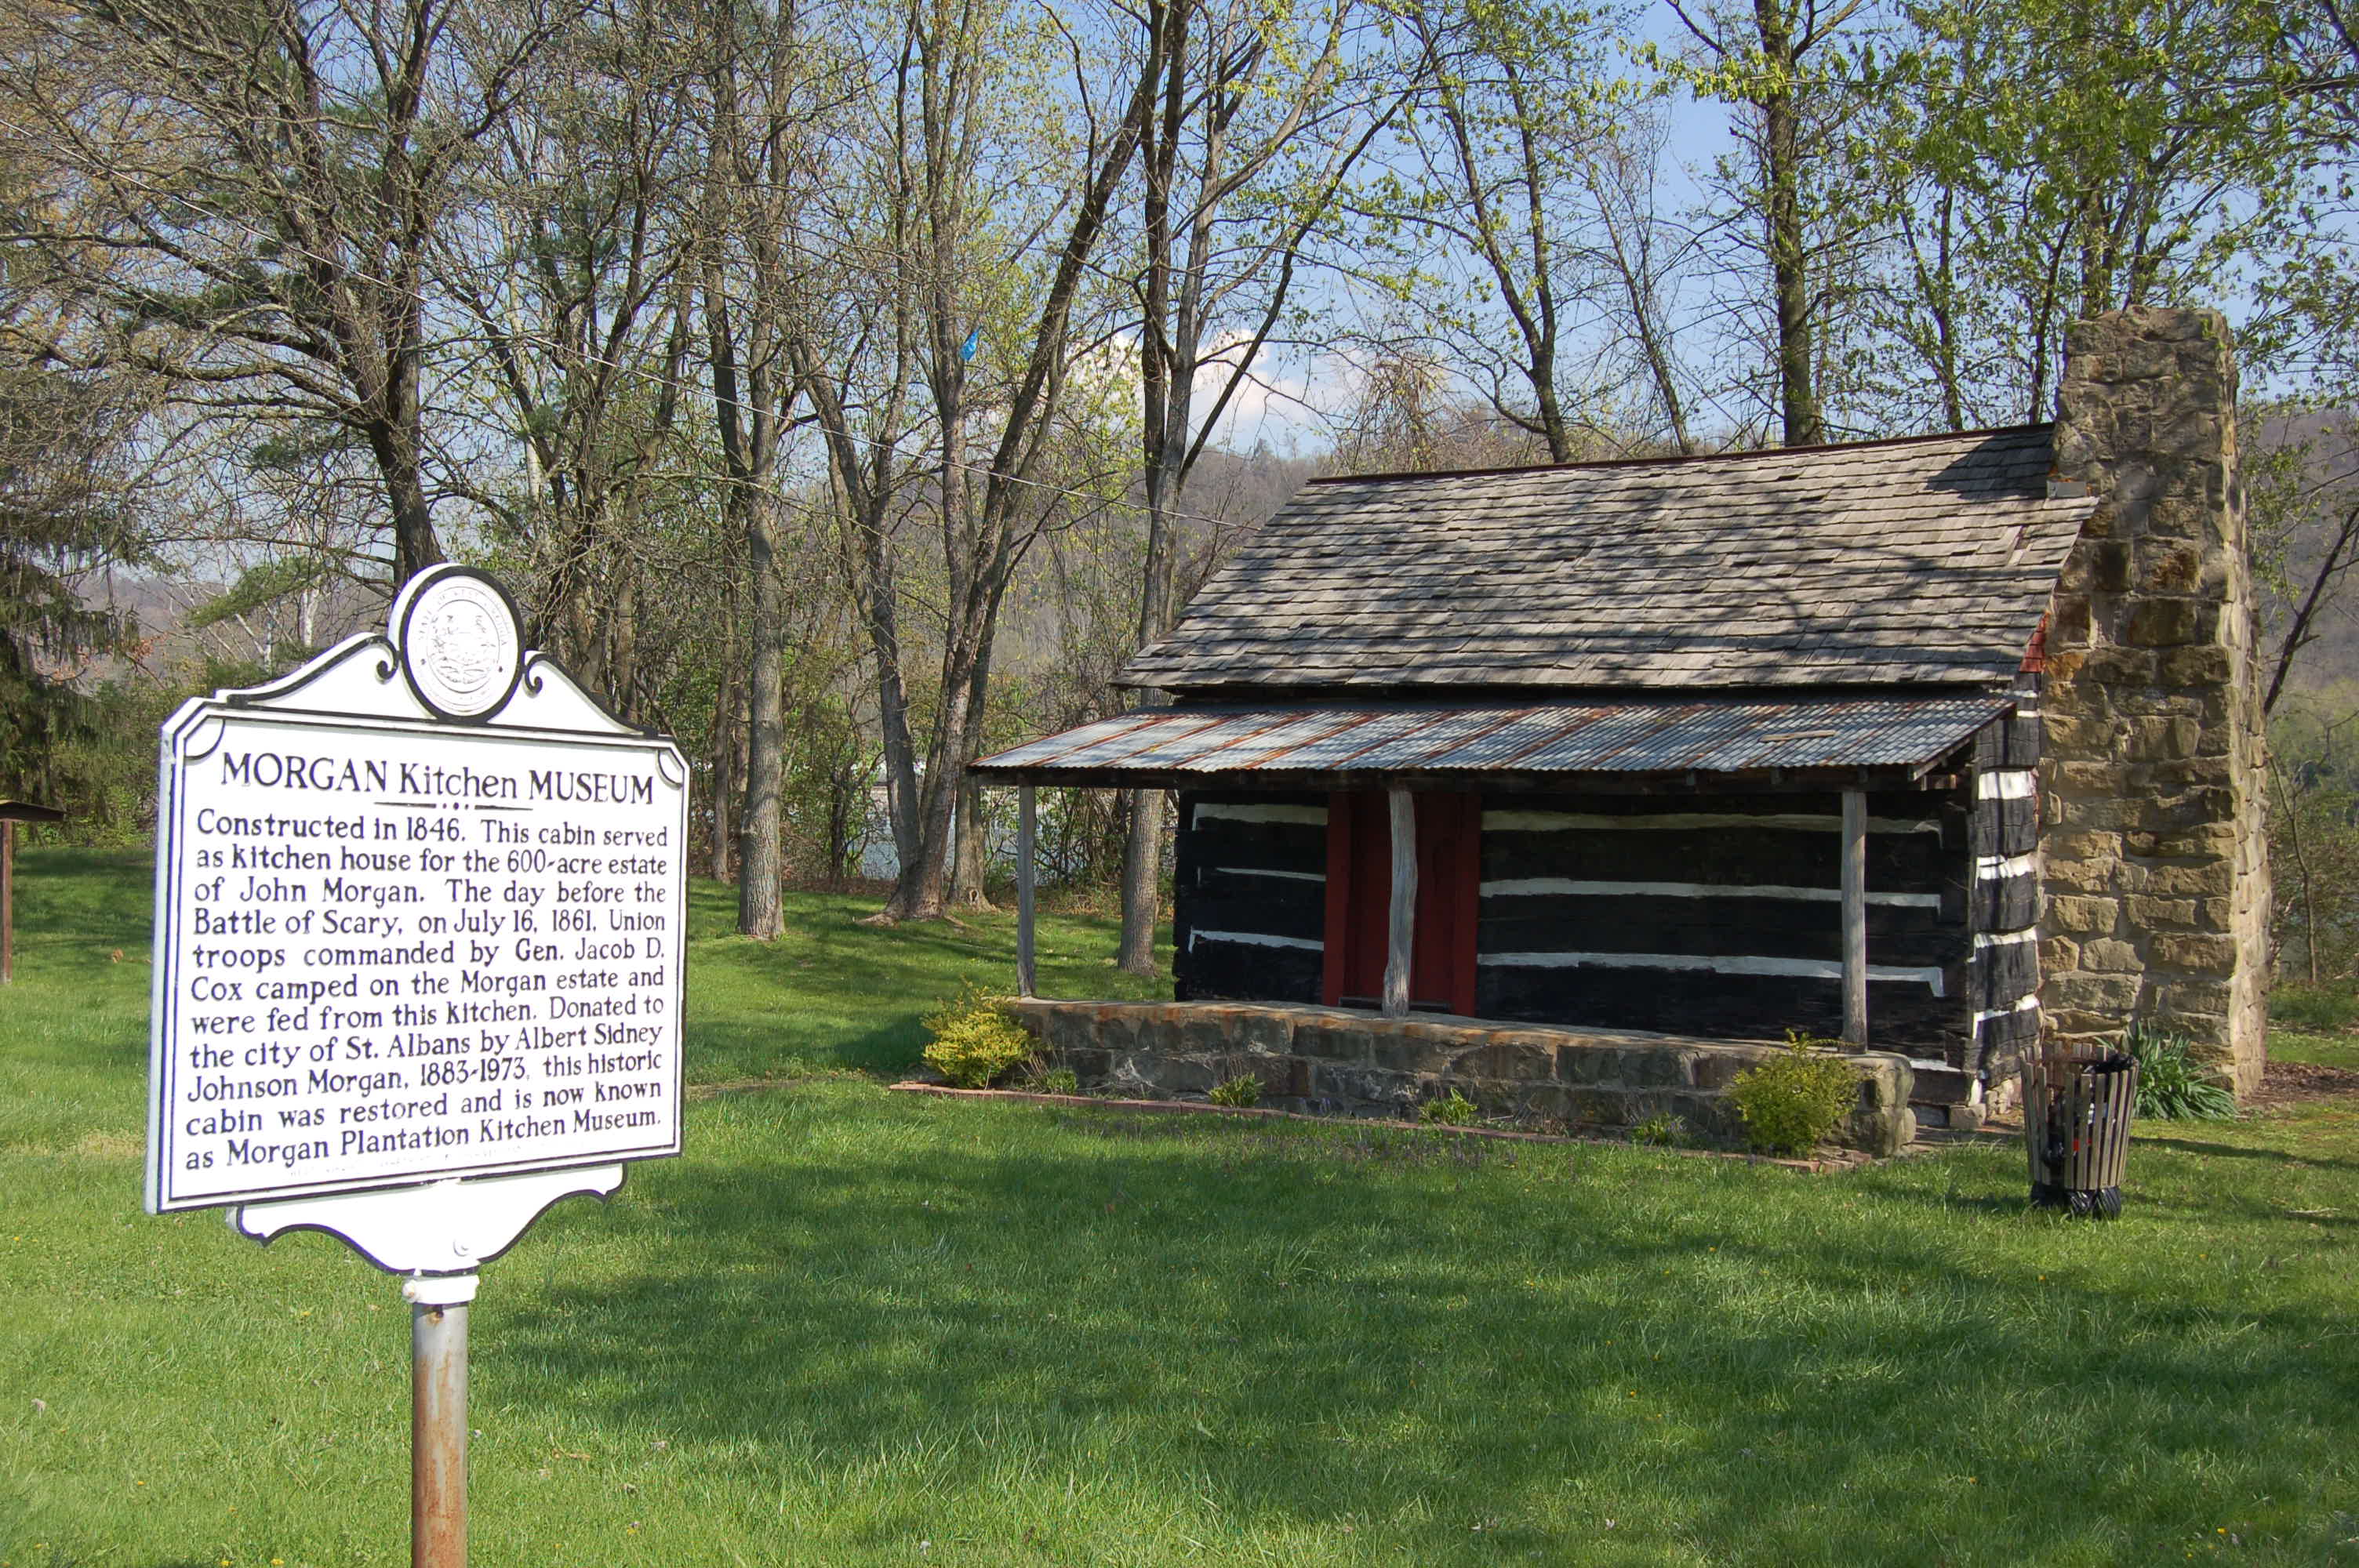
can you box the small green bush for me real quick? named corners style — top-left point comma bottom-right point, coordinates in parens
top-left (2271, 983), bottom-right (2359, 1031)
top-left (921, 980), bottom-right (1034, 1088)
top-left (1728, 1033), bottom-right (1858, 1156)
top-left (1630, 1111), bottom-right (1688, 1147)
top-left (2123, 1023), bottom-right (2237, 1121)
top-left (1035, 1065), bottom-right (1081, 1096)
top-left (1419, 1086), bottom-right (1480, 1125)
top-left (1208, 1073), bottom-right (1263, 1107)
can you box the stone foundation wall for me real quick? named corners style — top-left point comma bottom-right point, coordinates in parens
top-left (2042, 307), bottom-right (2270, 1095)
top-left (1007, 1000), bottom-right (1917, 1156)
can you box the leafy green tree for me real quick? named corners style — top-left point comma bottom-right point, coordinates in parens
top-left (0, 361), bottom-right (143, 807)
top-left (1371, 0), bottom-right (1636, 461)
top-left (1114, 0), bottom-right (1390, 969)
top-left (1870, 0), bottom-right (2314, 425)
top-left (1660, 0), bottom-right (1877, 445)
top-left (3, 0), bottom-right (587, 584)
top-left (0, 131), bottom-right (147, 808)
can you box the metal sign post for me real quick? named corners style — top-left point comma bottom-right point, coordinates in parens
top-left (145, 567), bottom-right (686, 1567)
top-left (410, 1272), bottom-right (473, 1568)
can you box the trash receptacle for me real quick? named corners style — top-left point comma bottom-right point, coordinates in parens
top-left (2023, 1044), bottom-right (2137, 1218)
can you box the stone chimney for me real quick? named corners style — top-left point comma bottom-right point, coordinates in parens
top-left (2040, 306), bottom-right (2269, 1096)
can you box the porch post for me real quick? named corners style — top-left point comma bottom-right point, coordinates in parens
top-left (1841, 787), bottom-right (1868, 1044)
top-left (1016, 785), bottom-right (1038, 998)
top-left (1383, 786), bottom-right (1416, 1018)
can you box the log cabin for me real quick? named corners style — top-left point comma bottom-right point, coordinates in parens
top-left (972, 307), bottom-right (2269, 1142)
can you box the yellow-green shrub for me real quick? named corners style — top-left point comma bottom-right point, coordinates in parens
top-left (921, 980), bottom-right (1034, 1088)
top-left (1727, 1033), bottom-right (1858, 1156)
top-left (1419, 1086), bottom-right (1480, 1125)
top-left (1209, 1073), bottom-right (1263, 1107)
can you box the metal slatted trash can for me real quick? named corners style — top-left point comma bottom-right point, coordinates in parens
top-left (2023, 1044), bottom-right (2137, 1218)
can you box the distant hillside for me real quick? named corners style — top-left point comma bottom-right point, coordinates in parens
top-left (2255, 408), bottom-right (2359, 703)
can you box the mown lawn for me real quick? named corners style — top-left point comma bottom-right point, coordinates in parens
top-left (5, 848), bottom-right (2358, 1566)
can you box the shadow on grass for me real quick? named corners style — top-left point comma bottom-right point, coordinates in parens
top-left (2133, 1131), bottom-right (2359, 1175)
top-left (488, 1094), bottom-right (2359, 1560)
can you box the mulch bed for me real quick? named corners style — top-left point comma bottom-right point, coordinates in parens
top-left (2247, 1058), bottom-right (2359, 1113)
top-left (1973, 1054), bottom-right (2359, 1134)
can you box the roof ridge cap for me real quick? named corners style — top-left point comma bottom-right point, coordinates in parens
top-left (1303, 423), bottom-right (2055, 488)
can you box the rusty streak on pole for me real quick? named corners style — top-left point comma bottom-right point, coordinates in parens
top-left (413, 1285), bottom-right (471, 1568)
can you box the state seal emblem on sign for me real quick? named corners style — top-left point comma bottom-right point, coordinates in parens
top-left (395, 566), bottom-right (524, 721)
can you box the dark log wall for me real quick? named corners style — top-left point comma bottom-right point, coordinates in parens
top-left (1474, 787), bottom-right (1976, 1056)
top-left (1172, 792), bottom-right (1328, 1004)
top-left (1172, 777), bottom-right (1990, 1062)
top-left (1970, 681), bottom-right (2044, 1088)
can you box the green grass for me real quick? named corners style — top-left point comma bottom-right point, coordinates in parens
top-left (2269, 1027), bottom-right (2359, 1074)
top-left (7, 849), bottom-right (2359, 1565)
top-left (2271, 984), bottom-right (2359, 1033)
top-left (676, 876), bottom-right (1171, 1084)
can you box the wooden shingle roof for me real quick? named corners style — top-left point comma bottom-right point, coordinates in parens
top-left (1120, 425), bottom-right (2094, 695)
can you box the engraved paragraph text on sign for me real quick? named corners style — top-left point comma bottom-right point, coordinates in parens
top-left (153, 716), bottom-right (685, 1209)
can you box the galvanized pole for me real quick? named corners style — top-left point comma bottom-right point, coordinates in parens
top-left (1016, 785), bottom-right (1038, 998)
top-left (407, 1274), bottom-right (477, 1568)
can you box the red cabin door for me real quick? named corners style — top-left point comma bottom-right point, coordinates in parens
top-left (1321, 790), bottom-right (1480, 1015)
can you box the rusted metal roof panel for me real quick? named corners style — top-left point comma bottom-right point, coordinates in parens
top-left (972, 695), bottom-right (2011, 784)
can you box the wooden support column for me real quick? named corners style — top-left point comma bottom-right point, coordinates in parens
top-left (1382, 786), bottom-right (1416, 1018)
top-left (1, 819), bottom-right (13, 986)
top-left (1016, 786), bottom-right (1038, 998)
top-left (1841, 786), bottom-right (1868, 1044)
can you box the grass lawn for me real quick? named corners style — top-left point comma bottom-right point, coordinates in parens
top-left (5, 848), bottom-right (2359, 1566)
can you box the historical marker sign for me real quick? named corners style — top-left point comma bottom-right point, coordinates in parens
top-left (146, 565), bottom-right (688, 1568)
top-left (146, 567), bottom-right (687, 1217)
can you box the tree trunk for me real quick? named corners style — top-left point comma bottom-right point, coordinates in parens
top-left (952, 773), bottom-right (990, 909)
top-left (375, 422), bottom-right (445, 586)
top-left (709, 666), bottom-right (740, 883)
top-left (827, 771), bottom-right (856, 890)
top-left (857, 503), bottom-right (925, 874)
top-left (1756, 0), bottom-right (1819, 446)
top-left (1118, 790), bottom-right (1165, 969)
top-left (737, 492), bottom-right (787, 938)
top-left (885, 633), bottom-right (977, 921)
top-left (1115, 474), bottom-right (1176, 970)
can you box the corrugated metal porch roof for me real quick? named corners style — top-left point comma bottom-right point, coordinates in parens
top-left (970, 693), bottom-right (2010, 789)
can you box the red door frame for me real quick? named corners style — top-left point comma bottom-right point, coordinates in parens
top-left (1321, 790), bottom-right (1480, 1014)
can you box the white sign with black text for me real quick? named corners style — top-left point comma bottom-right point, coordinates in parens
top-left (146, 567), bottom-right (687, 1225)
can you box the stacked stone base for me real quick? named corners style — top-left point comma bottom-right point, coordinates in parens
top-left (1006, 1000), bottom-right (1917, 1157)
